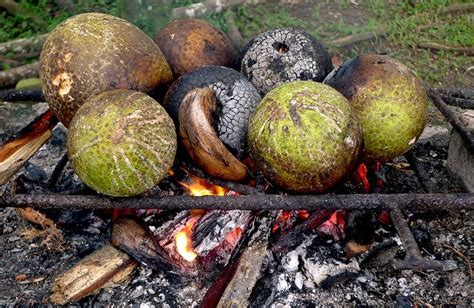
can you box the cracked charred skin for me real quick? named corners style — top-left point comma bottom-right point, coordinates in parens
top-left (40, 13), bottom-right (173, 128)
top-left (67, 89), bottom-right (177, 197)
top-left (324, 54), bottom-right (428, 162)
top-left (248, 81), bottom-right (363, 193)
top-left (164, 65), bottom-right (261, 158)
top-left (239, 28), bottom-right (333, 95)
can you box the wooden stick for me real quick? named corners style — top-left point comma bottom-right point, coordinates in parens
top-left (418, 42), bottom-right (474, 56)
top-left (438, 3), bottom-right (474, 15)
top-left (0, 110), bottom-right (58, 185)
top-left (0, 62), bottom-right (39, 88)
top-left (0, 34), bottom-right (48, 55)
top-left (50, 244), bottom-right (137, 304)
top-left (327, 30), bottom-right (385, 48)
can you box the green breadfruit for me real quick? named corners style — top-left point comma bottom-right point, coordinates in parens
top-left (68, 89), bottom-right (177, 197)
top-left (248, 81), bottom-right (363, 193)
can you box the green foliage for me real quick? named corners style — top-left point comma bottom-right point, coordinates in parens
top-left (0, 0), bottom-right (471, 87)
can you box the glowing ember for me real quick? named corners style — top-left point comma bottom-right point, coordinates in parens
top-left (357, 163), bottom-right (370, 192)
top-left (224, 227), bottom-right (242, 247)
top-left (298, 210), bottom-right (310, 220)
top-left (175, 223), bottom-right (198, 262)
top-left (179, 174), bottom-right (228, 196)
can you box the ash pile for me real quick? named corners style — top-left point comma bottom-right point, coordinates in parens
top-left (1, 11), bottom-right (473, 307)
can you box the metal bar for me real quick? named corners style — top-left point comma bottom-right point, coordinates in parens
top-left (0, 89), bottom-right (44, 102)
top-left (428, 89), bottom-right (474, 151)
top-left (1, 193), bottom-right (473, 211)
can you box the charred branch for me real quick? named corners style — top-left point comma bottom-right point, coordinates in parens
top-left (47, 153), bottom-right (69, 189)
top-left (390, 208), bottom-right (444, 270)
top-left (1, 193), bottom-right (473, 211)
top-left (438, 95), bottom-right (474, 110)
top-left (434, 87), bottom-right (474, 100)
top-left (428, 89), bottom-right (474, 151)
top-left (404, 150), bottom-right (439, 193)
top-left (0, 88), bottom-right (44, 102)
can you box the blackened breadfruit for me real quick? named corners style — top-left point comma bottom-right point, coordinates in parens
top-left (164, 65), bottom-right (261, 158)
top-left (239, 28), bottom-right (333, 95)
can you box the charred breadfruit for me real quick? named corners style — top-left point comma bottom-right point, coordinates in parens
top-left (164, 65), bottom-right (261, 158)
top-left (40, 13), bottom-right (173, 127)
top-left (239, 28), bottom-right (333, 95)
top-left (248, 81), bottom-right (363, 193)
top-left (324, 54), bottom-right (428, 162)
top-left (154, 18), bottom-right (235, 77)
top-left (68, 90), bottom-right (177, 197)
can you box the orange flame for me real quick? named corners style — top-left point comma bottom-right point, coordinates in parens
top-left (175, 222), bottom-right (198, 262)
top-left (179, 174), bottom-right (228, 196)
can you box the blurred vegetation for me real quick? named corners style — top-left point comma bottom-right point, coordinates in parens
top-left (0, 0), bottom-right (472, 87)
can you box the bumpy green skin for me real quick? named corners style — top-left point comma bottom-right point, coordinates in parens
top-left (324, 54), bottom-right (428, 162)
top-left (68, 90), bottom-right (177, 197)
top-left (248, 81), bottom-right (363, 193)
top-left (40, 13), bottom-right (173, 127)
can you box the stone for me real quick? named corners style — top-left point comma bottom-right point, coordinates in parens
top-left (447, 113), bottom-right (474, 193)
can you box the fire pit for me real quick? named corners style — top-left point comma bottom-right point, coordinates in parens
top-left (0, 86), bottom-right (473, 305)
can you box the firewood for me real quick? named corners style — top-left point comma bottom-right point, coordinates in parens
top-left (0, 110), bottom-right (58, 185)
top-left (0, 62), bottom-right (39, 88)
top-left (217, 236), bottom-right (269, 307)
top-left (50, 244), bottom-right (137, 304)
top-left (111, 217), bottom-right (176, 272)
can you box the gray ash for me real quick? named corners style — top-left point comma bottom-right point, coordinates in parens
top-left (239, 28), bottom-right (333, 95)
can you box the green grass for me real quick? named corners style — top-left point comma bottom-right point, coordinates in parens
top-left (0, 0), bottom-right (471, 87)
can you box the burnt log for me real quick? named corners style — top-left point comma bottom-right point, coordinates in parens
top-left (50, 244), bottom-right (137, 304)
top-left (0, 110), bottom-right (58, 185)
top-left (428, 89), bottom-right (474, 151)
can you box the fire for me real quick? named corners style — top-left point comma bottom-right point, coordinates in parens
top-left (175, 173), bottom-right (236, 261)
top-left (179, 174), bottom-right (228, 196)
top-left (175, 223), bottom-right (198, 262)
